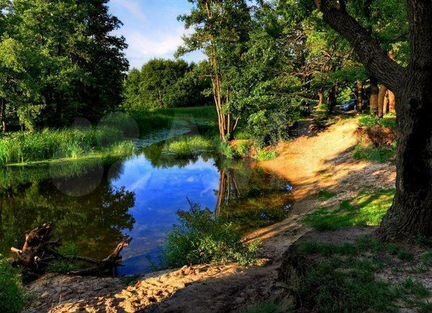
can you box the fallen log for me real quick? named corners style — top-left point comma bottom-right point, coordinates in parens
top-left (11, 224), bottom-right (131, 279)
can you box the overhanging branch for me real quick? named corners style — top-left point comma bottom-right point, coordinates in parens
top-left (316, 0), bottom-right (407, 93)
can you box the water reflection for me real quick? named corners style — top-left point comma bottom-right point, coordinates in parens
top-left (0, 146), bottom-right (292, 275)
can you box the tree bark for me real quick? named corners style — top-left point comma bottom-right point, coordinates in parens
top-left (318, 88), bottom-right (324, 106)
top-left (327, 86), bottom-right (337, 114)
top-left (356, 81), bottom-right (364, 112)
top-left (369, 77), bottom-right (379, 116)
top-left (377, 84), bottom-right (387, 118)
top-left (388, 90), bottom-right (397, 113)
top-left (317, 0), bottom-right (432, 240)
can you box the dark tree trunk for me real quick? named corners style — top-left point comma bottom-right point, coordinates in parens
top-left (0, 99), bottom-right (5, 132)
top-left (317, 0), bottom-right (432, 240)
top-left (327, 86), bottom-right (337, 114)
top-left (370, 77), bottom-right (379, 115)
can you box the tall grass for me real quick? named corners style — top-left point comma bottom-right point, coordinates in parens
top-left (0, 127), bottom-right (134, 165)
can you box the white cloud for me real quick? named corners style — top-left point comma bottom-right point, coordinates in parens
top-left (111, 0), bottom-right (147, 21)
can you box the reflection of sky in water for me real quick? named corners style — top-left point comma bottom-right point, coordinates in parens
top-left (111, 155), bottom-right (220, 275)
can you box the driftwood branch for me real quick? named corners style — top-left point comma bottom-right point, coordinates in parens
top-left (11, 224), bottom-right (131, 279)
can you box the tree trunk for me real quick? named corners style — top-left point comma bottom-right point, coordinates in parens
top-left (0, 99), bottom-right (5, 132)
top-left (377, 84), bottom-right (387, 118)
top-left (317, 0), bottom-right (432, 240)
top-left (318, 88), bottom-right (324, 106)
top-left (388, 90), bottom-right (397, 113)
top-left (356, 81), bottom-right (364, 112)
top-left (379, 86), bottom-right (432, 239)
top-left (369, 77), bottom-right (379, 116)
top-left (327, 86), bottom-right (337, 114)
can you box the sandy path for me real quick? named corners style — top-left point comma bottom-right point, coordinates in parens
top-left (25, 118), bottom-right (396, 313)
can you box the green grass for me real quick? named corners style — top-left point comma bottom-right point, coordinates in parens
top-left (305, 189), bottom-right (395, 231)
top-left (165, 136), bottom-right (214, 158)
top-left (0, 256), bottom-right (26, 313)
top-left (353, 145), bottom-right (396, 163)
top-left (291, 238), bottom-right (431, 313)
top-left (0, 127), bottom-right (135, 166)
top-left (164, 204), bottom-right (260, 268)
top-left (359, 114), bottom-right (397, 130)
top-left (255, 149), bottom-right (278, 161)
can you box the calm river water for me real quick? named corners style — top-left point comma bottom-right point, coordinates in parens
top-left (0, 135), bottom-right (292, 275)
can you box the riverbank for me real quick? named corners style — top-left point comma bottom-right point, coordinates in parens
top-left (22, 117), bottom-right (398, 313)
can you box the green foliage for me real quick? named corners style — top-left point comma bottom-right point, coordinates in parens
top-left (0, 0), bottom-right (128, 129)
top-left (164, 204), bottom-right (260, 268)
top-left (123, 59), bottom-right (211, 110)
top-left (305, 189), bottom-right (395, 231)
top-left (0, 256), bottom-right (26, 313)
top-left (0, 127), bottom-right (134, 165)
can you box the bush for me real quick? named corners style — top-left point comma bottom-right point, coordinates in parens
top-left (359, 114), bottom-right (397, 130)
top-left (353, 145), bottom-right (396, 163)
top-left (164, 204), bottom-right (260, 268)
top-left (0, 257), bottom-right (26, 313)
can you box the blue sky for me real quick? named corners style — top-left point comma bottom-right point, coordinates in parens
top-left (109, 0), bottom-right (206, 70)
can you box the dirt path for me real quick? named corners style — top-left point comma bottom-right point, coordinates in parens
top-left (25, 117), bottom-right (396, 313)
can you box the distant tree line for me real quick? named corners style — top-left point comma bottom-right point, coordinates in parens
top-left (0, 0), bottom-right (128, 132)
top-left (123, 59), bottom-right (212, 111)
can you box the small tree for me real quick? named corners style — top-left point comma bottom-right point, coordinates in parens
top-left (178, 0), bottom-right (252, 141)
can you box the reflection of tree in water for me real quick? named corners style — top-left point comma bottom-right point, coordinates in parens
top-left (142, 142), bottom-right (214, 169)
top-left (0, 161), bottom-right (135, 260)
top-left (214, 160), bottom-right (294, 232)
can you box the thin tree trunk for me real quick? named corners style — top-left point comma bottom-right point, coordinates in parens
top-left (318, 88), bottom-right (324, 106)
top-left (370, 77), bottom-right (379, 116)
top-left (377, 84), bottom-right (387, 118)
top-left (356, 81), bottom-right (364, 112)
top-left (388, 90), bottom-right (396, 113)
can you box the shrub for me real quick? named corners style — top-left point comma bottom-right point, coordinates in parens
top-left (0, 256), bottom-right (26, 313)
top-left (164, 204), bottom-right (260, 268)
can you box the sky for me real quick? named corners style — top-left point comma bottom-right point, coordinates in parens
top-left (109, 0), bottom-right (206, 70)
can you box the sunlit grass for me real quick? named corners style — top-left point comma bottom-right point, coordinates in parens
top-left (305, 189), bottom-right (395, 231)
top-left (0, 128), bottom-right (135, 166)
top-left (165, 136), bottom-right (214, 158)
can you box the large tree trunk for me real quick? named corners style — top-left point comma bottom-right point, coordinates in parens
top-left (317, 0), bottom-right (432, 240)
top-left (369, 77), bottom-right (379, 116)
top-left (379, 86), bottom-right (432, 239)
